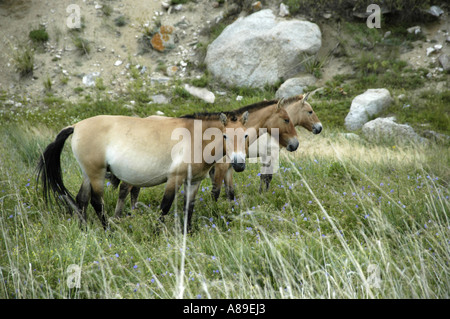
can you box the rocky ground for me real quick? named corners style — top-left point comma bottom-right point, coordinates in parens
top-left (0, 0), bottom-right (449, 142)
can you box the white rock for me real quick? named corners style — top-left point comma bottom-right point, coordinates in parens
top-left (438, 54), bottom-right (450, 71)
top-left (362, 117), bottom-right (428, 144)
top-left (161, 1), bottom-right (170, 10)
top-left (236, 95), bottom-right (243, 101)
top-left (345, 88), bottom-right (393, 131)
top-left (114, 60), bottom-right (123, 66)
top-left (279, 3), bottom-right (289, 17)
top-left (426, 47), bottom-right (434, 56)
top-left (205, 9), bottom-right (321, 88)
top-left (156, 110), bottom-right (165, 115)
top-left (151, 94), bottom-right (170, 104)
top-left (407, 26), bottom-right (421, 34)
top-left (184, 84), bottom-right (215, 103)
top-left (82, 72), bottom-right (100, 87)
top-left (275, 75), bottom-right (317, 99)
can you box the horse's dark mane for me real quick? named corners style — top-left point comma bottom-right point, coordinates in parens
top-left (180, 99), bottom-right (279, 121)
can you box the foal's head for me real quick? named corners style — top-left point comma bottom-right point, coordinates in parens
top-left (284, 93), bottom-right (322, 134)
top-left (219, 111), bottom-right (249, 172)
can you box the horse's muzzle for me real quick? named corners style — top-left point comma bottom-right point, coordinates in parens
top-left (231, 153), bottom-right (246, 172)
top-left (312, 123), bottom-right (323, 134)
top-left (286, 138), bottom-right (299, 152)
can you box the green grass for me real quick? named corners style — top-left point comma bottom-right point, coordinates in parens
top-left (72, 36), bottom-right (91, 56)
top-left (29, 28), bottom-right (49, 43)
top-left (12, 43), bottom-right (35, 77)
top-left (0, 124), bottom-right (448, 298)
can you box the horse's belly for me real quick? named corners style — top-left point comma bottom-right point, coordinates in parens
top-left (106, 148), bottom-right (170, 187)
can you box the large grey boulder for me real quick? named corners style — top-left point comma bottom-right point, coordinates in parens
top-left (362, 117), bottom-right (428, 144)
top-left (345, 89), bottom-right (393, 131)
top-left (275, 75), bottom-right (317, 99)
top-left (205, 9), bottom-right (321, 88)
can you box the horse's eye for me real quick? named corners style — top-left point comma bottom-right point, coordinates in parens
top-left (308, 111), bottom-right (313, 115)
top-left (284, 119), bottom-right (290, 124)
top-left (244, 134), bottom-right (249, 139)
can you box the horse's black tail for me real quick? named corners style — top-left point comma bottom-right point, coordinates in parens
top-left (36, 126), bottom-right (77, 211)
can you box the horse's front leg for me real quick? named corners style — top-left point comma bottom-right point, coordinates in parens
top-left (259, 154), bottom-right (273, 192)
top-left (224, 166), bottom-right (235, 201)
top-left (183, 180), bottom-right (201, 233)
top-left (210, 162), bottom-right (229, 201)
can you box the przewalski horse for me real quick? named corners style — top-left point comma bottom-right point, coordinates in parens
top-left (113, 99), bottom-right (300, 217)
top-left (210, 93), bottom-right (322, 200)
top-left (37, 112), bottom-right (250, 232)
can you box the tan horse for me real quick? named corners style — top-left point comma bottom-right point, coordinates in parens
top-left (210, 93), bottom-right (322, 200)
top-left (113, 99), bottom-right (300, 217)
top-left (37, 112), bottom-right (250, 232)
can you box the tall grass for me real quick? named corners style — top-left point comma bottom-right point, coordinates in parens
top-left (0, 125), bottom-right (448, 298)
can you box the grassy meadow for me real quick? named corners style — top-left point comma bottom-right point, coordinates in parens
top-left (0, 93), bottom-right (448, 299)
top-left (0, 14), bottom-right (449, 299)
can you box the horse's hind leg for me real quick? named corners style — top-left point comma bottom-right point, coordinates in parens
top-left (75, 177), bottom-right (91, 226)
top-left (114, 182), bottom-right (132, 218)
top-left (159, 175), bottom-right (183, 224)
top-left (130, 187), bottom-right (141, 210)
top-left (183, 180), bottom-right (201, 233)
top-left (89, 172), bottom-right (108, 230)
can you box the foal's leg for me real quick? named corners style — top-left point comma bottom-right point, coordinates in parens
top-left (224, 166), bottom-right (235, 201)
top-left (183, 179), bottom-right (201, 233)
top-left (114, 182), bottom-right (132, 218)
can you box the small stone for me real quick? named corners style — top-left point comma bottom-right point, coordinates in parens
top-left (438, 54), bottom-right (450, 71)
top-left (279, 3), bottom-right (289, 17)
top-left (252, 1), bottom-right (262, 12)
top-left (184, 84), bottom-right (215, 103)
top-left (114, 60), bottom-right (123, 66)
top-left (150, 25), bottom-right (175, 52)
top-left (151, 94), bottom-right (170, 104)
top-left (82, 72), bottom-right (100, 87)
top-left (407, 26), bottom-right (421, 34)
top-left (161, 1), bottom-right (170, 10)
top-left (166, 66), bottom-right (178, 76)
top-left (427, 6), bottom-right (444, 17)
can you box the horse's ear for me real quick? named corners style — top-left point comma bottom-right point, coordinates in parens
top-left (219, 113), bottom-right (228, 126)
top-left (302, 92), bottom-right (311, 104)
top-left (241, 111), bottom-right (249, 125)
top-left (276, 98), bottom-right (285, 110)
